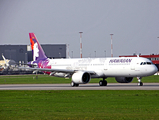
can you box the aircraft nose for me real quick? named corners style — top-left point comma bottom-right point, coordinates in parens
top-left (155, 65), bottom-right (158, 72)
top-left (152, 65), bottom-right (158, 74)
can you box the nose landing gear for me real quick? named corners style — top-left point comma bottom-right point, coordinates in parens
top-left (137, 77), bottom-right (143, 86)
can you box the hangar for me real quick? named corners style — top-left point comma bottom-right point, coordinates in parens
top-left (0, 44), bottom-right (66, 63)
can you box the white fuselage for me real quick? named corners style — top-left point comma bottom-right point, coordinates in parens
top-left (46, 57), bottom-right (157, 78)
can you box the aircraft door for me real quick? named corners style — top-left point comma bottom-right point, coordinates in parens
top-left (104, 59), bottom-right (108, 71)
top-left (130, 61), bottom-right (135, 70)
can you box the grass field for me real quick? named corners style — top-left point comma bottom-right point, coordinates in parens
top-left (0, 90), bottom-right (159, 120)
top-left (0, 74), bottom-right (159, 84)
top-left (0, 75), bottom-right (159, 119)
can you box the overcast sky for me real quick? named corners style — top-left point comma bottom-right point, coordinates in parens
top-left (0, 0), bottom-right (159, 58)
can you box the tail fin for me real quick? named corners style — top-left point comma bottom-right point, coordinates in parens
top-left (29, 33), bottom-right (47, 61)
top-left (2, 54), bottom-right (9, 68)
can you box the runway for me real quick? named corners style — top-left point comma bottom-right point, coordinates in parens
top-left (0, 83), bottom-right (159, 90)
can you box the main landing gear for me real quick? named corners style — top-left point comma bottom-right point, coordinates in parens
top-left (70, 81), bottom-right (79, 87)
top-left (99, 78), bottom-right (107, 86)
top-left (137, 77), bottom-right (143, 86)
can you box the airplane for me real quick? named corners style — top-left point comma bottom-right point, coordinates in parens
top-left (0, 55), bottom-right (11, 72)
top-left (0, 55), bottom-right (9, 70)
top-left (23, 33), bottom-right (158, 87)
top-left (0, 55), bottom-right (16, 74)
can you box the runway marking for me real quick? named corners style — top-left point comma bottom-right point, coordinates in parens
top-left (0, 83), bottom-right (159, 90)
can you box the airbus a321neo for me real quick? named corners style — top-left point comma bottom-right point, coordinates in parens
top-left (24, 33), bottom-right (158, 87)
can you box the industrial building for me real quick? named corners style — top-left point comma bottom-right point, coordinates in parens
top-left (0, 44), bottom-right (66, 63)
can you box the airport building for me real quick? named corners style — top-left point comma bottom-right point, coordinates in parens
top-left (119, 54), bottom-right (159, 70)
top-left (0, 44), bottom-right (66, 63)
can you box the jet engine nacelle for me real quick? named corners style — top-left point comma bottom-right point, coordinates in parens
top-left (53, 73), bottom-right (71, 78)
top-left (72, 71), bottom-right (91, 84)
top-left (115, 77), bottom-right (133, 83)
top-left (53, 73), bottom-right (66, 77)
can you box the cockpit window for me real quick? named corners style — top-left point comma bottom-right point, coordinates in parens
top-left (143, 62), bottom-right (146, 65)
top-left (147, 62), bottom-right (152, 65)
top-left (140, 62), bottom-right (152, 65)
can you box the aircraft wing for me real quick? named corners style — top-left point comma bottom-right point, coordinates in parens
top-left (19, 67), bottom-right (96, 75)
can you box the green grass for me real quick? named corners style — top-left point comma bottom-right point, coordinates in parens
top-left (0, 90), bottom-right (159, 120)
top-left (0, 74), bottom-right (70, 84)
top-left (0, 74), bottom-right (159, 84)
top-left (0, 75), bottom-right (159, 119)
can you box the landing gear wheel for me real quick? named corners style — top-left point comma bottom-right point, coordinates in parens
top-left (99, 80), bottom-right (103, 86)
top-left (70, 81), bottom-right (79, 87)
top-left (99, 80), bottom-right (107, 86)
top-left (138, 82), bottom-right (143, 86)
top-left (71, 81), bottom-right (75, 87)
top-left (103, 80), bottom-right (107, 86)
top-left (75, 84), bottom-right (79, 87)
top-left (137, 77), bottom-right (143, 86)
